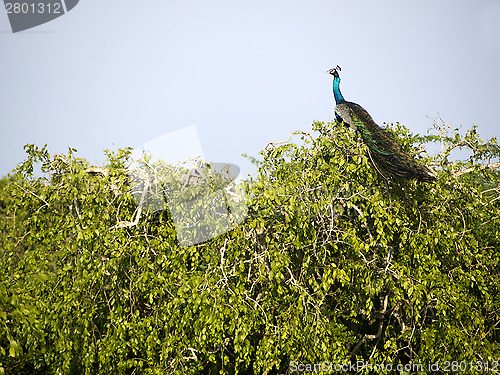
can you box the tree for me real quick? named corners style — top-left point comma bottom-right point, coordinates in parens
top-left (1, 120), bottom-right (499, 374)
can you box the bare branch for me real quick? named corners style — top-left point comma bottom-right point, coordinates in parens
top-left (452, 163), bottom-right (500, 178)
top-left (265, 131), bottom-right (320, 153)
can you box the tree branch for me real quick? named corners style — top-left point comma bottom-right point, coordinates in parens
top-left (452, 163), bottom-right (500, 178)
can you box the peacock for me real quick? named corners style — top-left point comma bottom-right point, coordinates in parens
top-left (327, 66), bottom-right (436, 182)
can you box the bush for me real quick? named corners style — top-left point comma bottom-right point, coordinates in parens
top-left (1, 121), bottom-right (499, 374)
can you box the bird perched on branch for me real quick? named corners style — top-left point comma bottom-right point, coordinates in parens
top-left (327, 66), bottom-right (436, 182)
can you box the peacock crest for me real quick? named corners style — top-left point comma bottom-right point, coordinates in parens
top-left (327, 66), bottom-right (437, 182)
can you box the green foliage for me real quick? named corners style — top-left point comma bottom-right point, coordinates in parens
top-left (1, 122), bottom-right (499, 374)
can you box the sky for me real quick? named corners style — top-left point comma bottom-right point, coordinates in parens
top-left (1, 0), bottom-right (500, 180)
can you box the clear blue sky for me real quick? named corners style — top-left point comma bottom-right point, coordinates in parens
top-left (1, 0), bottom-right (499, 179)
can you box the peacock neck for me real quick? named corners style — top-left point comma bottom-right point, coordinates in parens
top-left (333, 76), bottom-right (345, 104)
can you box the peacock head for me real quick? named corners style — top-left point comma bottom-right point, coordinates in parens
top-left (327, 65), bottom-right (345, 104)
top-left (326, 65), bottom-right (341, 78)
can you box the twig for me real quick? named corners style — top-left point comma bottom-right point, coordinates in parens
top-left (182, 347), bottom-right (198, 361)
top-left (110, 179), bottom-right (148, 229)
top-left (409, 146), bottom-right (427, 156)
top-left (15, 182), bottom-right (50, 208)
top-left (265, 131), bottom-right (320, 153)
top-left (452, 163), bottom-right (500, 178)
top-left (85, 167), bottom-right (110, 176)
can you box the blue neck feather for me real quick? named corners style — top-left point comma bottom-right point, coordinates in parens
top-left (333, 76), bottom-right (345, 104)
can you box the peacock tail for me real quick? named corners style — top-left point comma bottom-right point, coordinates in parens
top-left (327, 66), bottom-right (436, 182)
